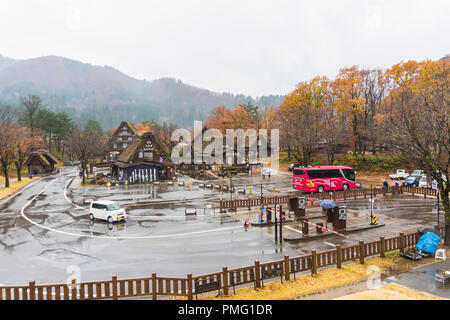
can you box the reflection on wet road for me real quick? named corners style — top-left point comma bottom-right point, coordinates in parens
top-left (0, 167), bottom-right (441, 285)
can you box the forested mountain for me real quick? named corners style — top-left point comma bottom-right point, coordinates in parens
top-left (0, 55), bottom-right (284, 129)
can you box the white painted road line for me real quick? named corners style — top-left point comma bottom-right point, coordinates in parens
top-left (22, 177), bottom-right (244, 240)
top-left (286, 226), bottom-right (303, 235)
top-left (324, 241), bottom-right (336, 247)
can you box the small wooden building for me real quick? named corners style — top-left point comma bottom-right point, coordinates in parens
top-left (25, 151), bottom-right (59, 175)
top-left (111, 132), bottom-right (174, 184)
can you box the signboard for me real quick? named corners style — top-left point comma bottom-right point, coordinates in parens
top-left (276, 205), bottom-right (281, 220)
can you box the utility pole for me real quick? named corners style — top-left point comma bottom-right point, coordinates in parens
top-left (274, 205), bottom-right (278, 243)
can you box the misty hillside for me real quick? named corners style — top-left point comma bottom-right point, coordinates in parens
top-left (0, 55), bottom-right (284, 129)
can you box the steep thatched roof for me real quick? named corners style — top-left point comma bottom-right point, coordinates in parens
top-left (24, 150), bottom-right (58, 166)
top-left (117, 132), bottom-right (169, 163)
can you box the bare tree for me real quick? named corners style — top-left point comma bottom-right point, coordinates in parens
top-left (0, 105), bottom-right (18, 187)
top-left (69, 121), bottom-right (107, 184)
top-left (19, 95), bottom-right (46, 136)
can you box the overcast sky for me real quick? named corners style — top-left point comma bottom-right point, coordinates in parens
top-left (0, 0), bottom-right (448, 97)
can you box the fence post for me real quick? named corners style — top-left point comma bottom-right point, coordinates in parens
top-left (222, 267), bottom-right (229, 295)
top-left (220, 200), bottom-right (223, 213)
top-left (187, 273), bottom-right (193, 300)
top-left (255, 261), bottom-right (261, 289)
top-left (380, 237), bottom-right (385, 258)
top-left (29, 281), bottom-right (36, 300)
top-left (71, 279), bottom-right (77, 300)
top-left (359, 240), bottom-right (365, 264)
top-left (336, 245), bottom-right (342, 269)
top-left (311, 251), bottom-right (317, 277)
top-left (112, 276), bottom-right (118, 300)
top-left (284, 255), bottom-right (290, 281)
top-left (152, 273), bottom-right (157, 300)
top-left (399, 232), bottom-right (405, 254)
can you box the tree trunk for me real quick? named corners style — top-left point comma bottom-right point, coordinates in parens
top-left (441, 188), bottom-right (450, 246)
top-left (1, 162), bottom-right (10, 188)
top-left (15, 162), bottom-right (22, 182)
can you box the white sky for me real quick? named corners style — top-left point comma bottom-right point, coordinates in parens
top-left (0, 0), bottom-right (449, 97)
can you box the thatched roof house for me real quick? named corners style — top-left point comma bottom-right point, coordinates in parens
top-left (25, 151), bottom-right (59, 175)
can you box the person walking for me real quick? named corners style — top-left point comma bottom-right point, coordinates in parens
top-left (244, 219), bottom-right (251, 231)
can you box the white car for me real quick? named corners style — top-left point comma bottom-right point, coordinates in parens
top-left (89, 200), bottom-right (127, 223)
top-left (389, 169), bottom-right (409, 180)
top-left (411, 170), bottom-right (424, 177)
top-left (418, 176), bottom-right (429, 188)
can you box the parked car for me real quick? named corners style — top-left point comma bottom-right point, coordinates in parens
top-left (63, 161), bottom-right (74, 166)
top-left (418, 176), bottom-right (429, 188)
top-left (89, 200), bottom-right (127, 223)
top-left (389, 169), bottom-right (409, 180)
top-left (410, 170), bottom-right (424, 177)
top-left (402, 176), bottom-right (420, 187)
top-left (72, 161), bottom-right (81, 166)
top-left (288, 163), bottom-right (302, 172)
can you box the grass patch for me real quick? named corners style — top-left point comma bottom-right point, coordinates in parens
top-left (197, 255), bottom-right (397, 300)
top-left (336, 283), bottom-right (443, 300)
top-left (0, 177), bottom-right (41, 200)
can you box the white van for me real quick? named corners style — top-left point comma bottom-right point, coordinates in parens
top-left (89, 200), bottom-right (127, 223)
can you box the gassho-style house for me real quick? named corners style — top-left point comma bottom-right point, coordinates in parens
top-left (108, 123), bottom-right (175, 184)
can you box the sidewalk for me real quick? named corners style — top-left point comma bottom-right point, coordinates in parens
top-left (385, 253), bottom-right (450, 299)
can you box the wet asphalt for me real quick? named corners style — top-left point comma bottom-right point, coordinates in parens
top-left (0, 168), bottom-right (442, 285)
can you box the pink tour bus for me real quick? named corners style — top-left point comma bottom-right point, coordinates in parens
top-left (293, 166), bottom-right (356, 193)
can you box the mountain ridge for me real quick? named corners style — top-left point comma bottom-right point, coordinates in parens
top-left (0, 54), bottom-right (284, 128)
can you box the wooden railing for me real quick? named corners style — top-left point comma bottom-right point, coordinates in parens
top-left (219, 186), bottom-right (439, 212)
top-left (0, 226), bottom-right (444, 300)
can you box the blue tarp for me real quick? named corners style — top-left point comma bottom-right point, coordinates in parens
top-left (415, 232), bottom-right (441, 254)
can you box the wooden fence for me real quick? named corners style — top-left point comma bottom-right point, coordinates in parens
top-left (219, 186), bottom-right (439, 212)
top-left (0, 226), bottom-right (443, 300)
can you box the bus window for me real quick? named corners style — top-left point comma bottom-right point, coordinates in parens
top-left (293, 169), bottom-right (305, 176)
top-left (341, 169), bottom-right (356, 182)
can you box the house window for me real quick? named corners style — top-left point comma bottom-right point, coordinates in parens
top-left (118, 136), bottom-right (123, 141)
top-left (113, 143), bottom-right (118, 149)
top-left (122, 130), bottom-right (128, 135)
top-left (128, 137), bottom-right (132, 141)
top-left (123, 143), bottom-right (128, 148)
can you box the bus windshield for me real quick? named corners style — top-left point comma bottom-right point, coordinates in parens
top-left (341, 169), bottom-right (355, 182)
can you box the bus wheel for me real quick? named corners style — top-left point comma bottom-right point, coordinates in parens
top-left (317, 185), bottom-right (324, 193)
top-left (342, 184), bottom-right (349, 191)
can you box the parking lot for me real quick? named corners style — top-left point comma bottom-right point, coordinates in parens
top-left (0, 167), bottom-right (441, 285)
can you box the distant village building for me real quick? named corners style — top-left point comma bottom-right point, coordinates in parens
top-left (108, 121), bottom-right (139, 161)
top-left (111, 132), bottom-right (174, 184)
top-left (25, 151), bottom-right (59, 175)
